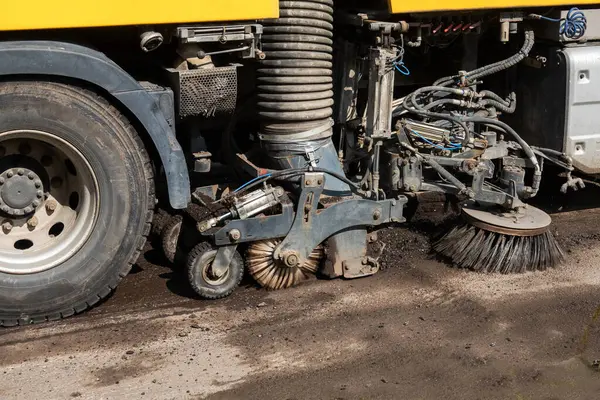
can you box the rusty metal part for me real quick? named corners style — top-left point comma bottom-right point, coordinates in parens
top-left (461, 203), bottom-right (551, 237)
top-left (161, 215), bottom-right (183, 264)
top-left (247, 239), bottom-right (324, 290)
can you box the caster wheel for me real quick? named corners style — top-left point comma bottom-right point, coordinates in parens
top-left (187, 242), bottom-right (244, 299)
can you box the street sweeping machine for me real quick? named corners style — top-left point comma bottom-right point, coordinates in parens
top-left (0, 0), bottom-right (597, 324)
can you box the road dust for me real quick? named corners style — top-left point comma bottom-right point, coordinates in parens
top-left (2, 208), bottom-right (600, 399)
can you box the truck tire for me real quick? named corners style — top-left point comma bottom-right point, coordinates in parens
top-left (0, 81), bottom-right (154, 326)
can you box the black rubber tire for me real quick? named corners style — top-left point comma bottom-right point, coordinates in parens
top-left (0, 82), bottom-right (154, 326)
top-left (187, 242), bottom-right (244, 299)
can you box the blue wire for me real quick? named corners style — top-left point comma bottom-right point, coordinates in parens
top-left (234, 173), bottom-right (272, 193)
top-left (395, 63), bottom-right (410, 76)
top-left (410, 129), bottom-right (462, 151)
top-left (539, 7), bottom-right (587, 40)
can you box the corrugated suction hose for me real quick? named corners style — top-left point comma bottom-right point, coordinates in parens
top-left (258, 0), bottom-right (348, 192)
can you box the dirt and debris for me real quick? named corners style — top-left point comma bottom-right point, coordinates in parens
top-left (2, 206), bottom-right (600, 399)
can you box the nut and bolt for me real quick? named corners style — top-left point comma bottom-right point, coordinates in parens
top-left (17, 169), bottom-right (24, 176)
top-left (282, 251), bottom-right (300, 267)
top-left (373, 210), bottom-right (381, 220)
top-left (317, 179), bottom-right (323, 185)
top-left (368, 233), bottom-right (378, 243)
top-left (46, 200), bottom-right (57, 212)
top-left (27, 216), bottom-right (38, 229)
top-left (27, 172), bottom-right (35, 180)
top-left (34, 180), bottom-right (42, 188)
top-left (2, 221), bottom-right (12, 232)
top-left (6, 170), bottom-right (13, 178)
top-left (228, 229), bottom-right (241, 241)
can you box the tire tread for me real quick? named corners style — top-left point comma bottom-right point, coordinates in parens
top-left (0, 82), bottom-right (155, 327)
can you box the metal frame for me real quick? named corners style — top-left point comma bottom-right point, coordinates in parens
top-left (209, 173), bottom-right (407, 268)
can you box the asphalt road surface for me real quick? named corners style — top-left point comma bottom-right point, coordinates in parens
top-left (2, 203), bottom-right (600, 399)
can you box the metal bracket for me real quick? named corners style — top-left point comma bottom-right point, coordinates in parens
top-left (211, 244), bottom-right (238, 278)
top-left (274, 173), bottom-right (407, 267)
top-left (175, 24), bottom-right (264, 60)
top-left (212, 197), bottom-right (295, 245)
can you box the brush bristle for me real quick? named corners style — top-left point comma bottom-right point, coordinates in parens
top-left (433, 223), bottom-right (565, 273)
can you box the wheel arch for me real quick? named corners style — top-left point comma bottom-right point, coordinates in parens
top-left (0, 40), bottom-right (190, 209)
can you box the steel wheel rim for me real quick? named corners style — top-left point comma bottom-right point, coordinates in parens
top-left (0, 130), bottom-right (99, 274)
top-left (198, 251), bottom-right (230, 286)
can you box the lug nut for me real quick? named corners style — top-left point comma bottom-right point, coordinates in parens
top-left (6, 170), bottom-right (13, 178)
top-left (27, 216), bottom-right (39, 228)
top-left (32, 200), bottom-right (41, 208)
top-left (0, 178), bottom-right (4, 185)
top-left (46, 200), bottom-right (57, 212)
top-left (36, 190), bottom-right (43, 198)
top-left (34, 180), bottom-right (42, 188)
top-left (2, 221), bottom-right (12, 232)
top-left (17, 169), bottom-right (24, 176)
top-left (27, 172), bottom-right (35, 180)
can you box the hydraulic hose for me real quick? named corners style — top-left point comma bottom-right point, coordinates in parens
top-left (462, 116), bottom-right (541, 196)
top-left (434, 28), bottom-right (535, 87)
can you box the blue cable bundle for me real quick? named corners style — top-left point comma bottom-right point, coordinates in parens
top-left (538, 7), bottom-right (587, 40)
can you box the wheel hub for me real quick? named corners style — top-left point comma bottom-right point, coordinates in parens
top-left (0, 130), bottom-right (99, 275)
top-left (0, 167), bottom-right (43, 216)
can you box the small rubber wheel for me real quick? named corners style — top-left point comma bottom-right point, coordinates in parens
top-left (187, 242), bottom-right (244, 299)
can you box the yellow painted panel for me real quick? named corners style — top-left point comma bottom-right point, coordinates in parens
top-left (389, 0), bottom-right (599, 13)
top-left (1, 0), bottom-right (279, 31)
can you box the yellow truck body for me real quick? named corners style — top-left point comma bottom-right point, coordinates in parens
top-left (1, 0), bottom-right (280, 31)
top-left (388, 0), bottom-right (598, 13)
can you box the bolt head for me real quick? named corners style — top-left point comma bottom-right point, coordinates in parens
top-left (2, 221), bottom-right (12, 231)
top-left (373, 210), bottom-right (381, 220)
top-left (6, 170), bottom-right (13, 178)
top-left (32, 200), bottom-right (41, 207)
top-left (0, 178), bottom-right (4, 185)
top-left (34, 180), bottom-right (42, 188)
top-left (17, 169), bottom-right (24, 176)
top-left (27, 172), bottom-right (35, 180)
top-left (36, 190), bottom-right (43, 198)
top-left (228, 229), bottom-right (241, 241)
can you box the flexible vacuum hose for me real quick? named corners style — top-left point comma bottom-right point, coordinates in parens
top-left (258, 0), bottom-right (348, 192)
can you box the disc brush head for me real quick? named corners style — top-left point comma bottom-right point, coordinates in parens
top-left (433, 204), bottom-right (564, 273)
top-left (247, 239), bottom-right (324, 290)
